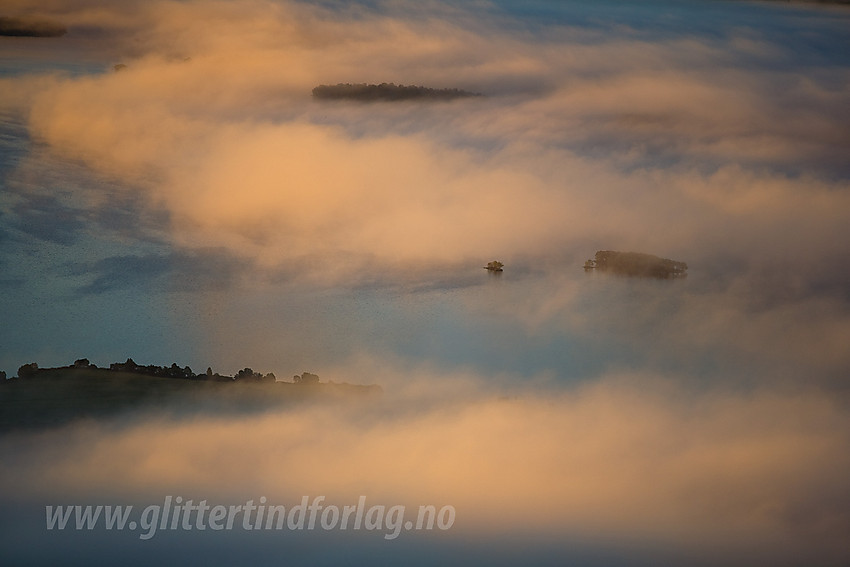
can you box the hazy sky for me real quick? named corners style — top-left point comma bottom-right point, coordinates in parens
top-left (1, 0), bottom-right (850, 565)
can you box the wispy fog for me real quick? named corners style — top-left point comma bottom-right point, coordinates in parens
top-left (2, 368), bottom-right (849, 565)
top-left (1, 0), bottom-right (849, 564)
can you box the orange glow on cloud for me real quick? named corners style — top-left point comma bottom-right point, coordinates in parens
top-left (2, 2), bottom-right (850, 564)
top-left (2, 371), bottom-right (848, 558)
top-left (0, 0), bottom-right (843, 286)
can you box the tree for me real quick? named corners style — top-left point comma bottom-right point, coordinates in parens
top-left (17, 362), bottom-right (38, 378)
top-left (294, 372), bottom-right (319, 384)
top-left (236, 368), bottom-right (273, 381)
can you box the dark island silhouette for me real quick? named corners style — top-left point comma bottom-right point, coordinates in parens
top-left (0, 16), bottom-right (66, 37)
top-left (484, 260), bottom-right (504, 273)
top-left (584, 250), bottom-right (688, 279)
top-left (312, 83), bottom-right (482, 102)
top-left (0, 358), bottom-right (380, 432)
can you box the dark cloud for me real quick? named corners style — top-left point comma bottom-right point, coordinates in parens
top-left (89, 196), bottom-right (170, 244)
top-left (3, 186), bottom-right (170, 248)
top-left (0, 278), bottom-right (25, 289)
top-left (67, 249), bottom-right (250, 295)
top-left (1, 135), bottom-right (172, 248)
top-left (10, 193), bottom-right (85, 245)
top-left (0, 113), bottom-right (29, 170)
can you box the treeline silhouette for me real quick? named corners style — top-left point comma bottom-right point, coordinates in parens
top-left (6, 359), bottom-right (323, 384)
top-left (1, 359), bottom-right (380, 432)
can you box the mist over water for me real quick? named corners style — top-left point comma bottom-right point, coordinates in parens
top-left (1, 0), bottom-right (850, 564)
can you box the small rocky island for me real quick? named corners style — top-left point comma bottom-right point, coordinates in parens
top-left (0, 358), bottom-right (381, 432)
top-left (312, 83), bottom-right (482, 102)
top-left (484, 260), bottom-right (504, 272)
top-left (584, 250), bottom-right (687, 278)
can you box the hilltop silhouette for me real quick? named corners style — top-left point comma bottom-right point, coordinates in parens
top-left (1, 358), bottom-right (381, 432)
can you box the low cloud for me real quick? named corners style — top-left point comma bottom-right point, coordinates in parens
top-left (4, 0), bottom-right (845, 290)
top-left (1, 371), bottom-right (848, 564)
top-left (1, 2), bottom-right (849, 562)
top-left (2, 0), bottom-right (846, 381)
top-left (1, 0), bottom-right (847, 378)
